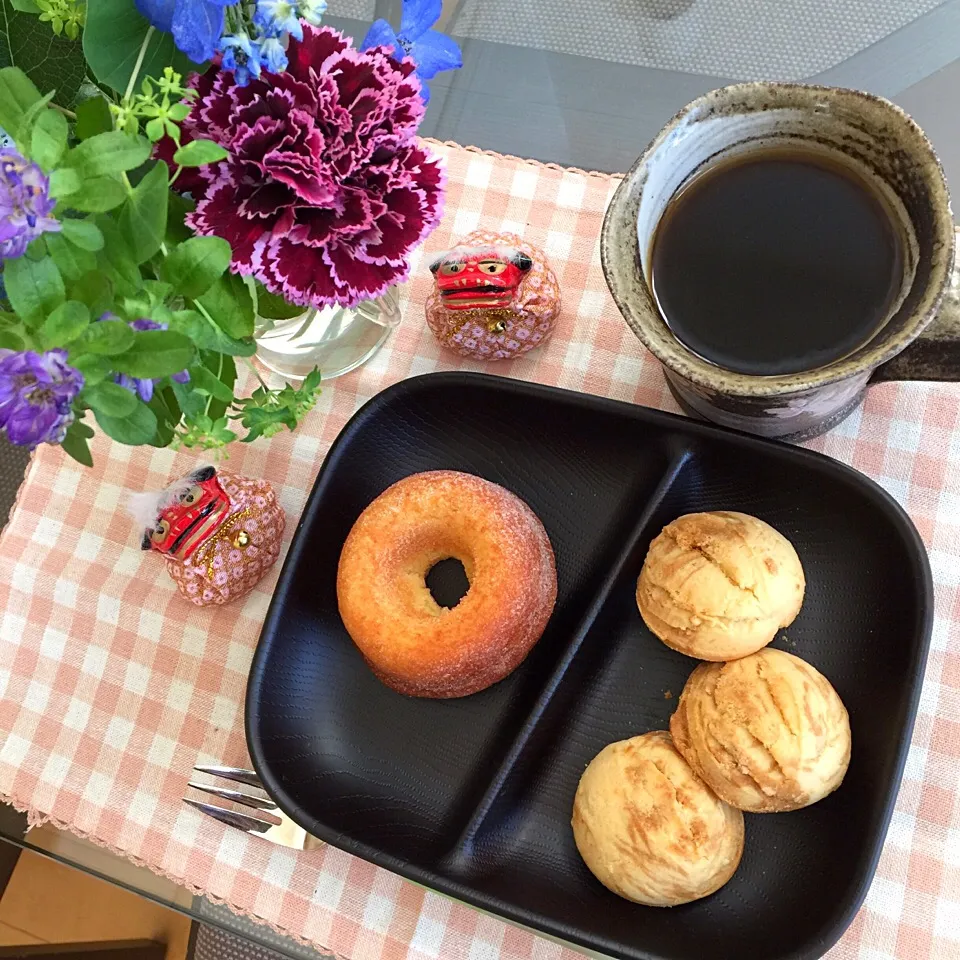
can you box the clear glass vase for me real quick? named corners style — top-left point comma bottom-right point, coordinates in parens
top-left (254, 287), bottom-right (401, 381)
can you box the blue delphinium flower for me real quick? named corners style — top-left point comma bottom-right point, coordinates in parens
top-left (254, 0), bottom-right (303, 41)
top-left (218, 31), bottom-right (265, 86)
top-left (1, 149), bottom-right (61, 262)
top-left (0, 349), bottom-right (83, 448)
top-left (361, 0), bottom-right (462, 103)
top-left (135, 0), bottom-right (235, 64)
top-left (259, 36), bottom-right (289, 73)
top-left (297, 0), bottom-right (325, 26)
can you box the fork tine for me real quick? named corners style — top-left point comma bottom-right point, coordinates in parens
top-left (193, 764), bottom-right (262, 788)
top-left (187, 781), bottom-right (278, 812)
top-left (183, 797), bottom-right (281, 833)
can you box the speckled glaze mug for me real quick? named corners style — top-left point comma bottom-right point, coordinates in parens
top-left (602, 83), bottom-right (960, 440)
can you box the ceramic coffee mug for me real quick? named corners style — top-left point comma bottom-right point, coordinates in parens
top-left (602, 83), bottom-right (960, 440)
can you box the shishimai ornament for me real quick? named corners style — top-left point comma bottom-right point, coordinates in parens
top-left (129, 465), bottom-right (285, 606)
top-left (425, 230), bottom-right (561, 360)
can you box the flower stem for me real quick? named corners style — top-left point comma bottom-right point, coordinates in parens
top-left (50, 103), bottom-right (77, 120)
top-left (124, 26), bottom-right (155, 103)
top-left (241, 356), bottom-right (270, 391)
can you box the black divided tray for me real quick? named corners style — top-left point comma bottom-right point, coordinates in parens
top-left (246, 372), bottom-right (933, 960)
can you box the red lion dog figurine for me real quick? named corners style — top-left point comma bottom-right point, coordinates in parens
top-left (425, 230), bottom-right (561, 360)
top-left (130, 466), bottom-right (285, 606)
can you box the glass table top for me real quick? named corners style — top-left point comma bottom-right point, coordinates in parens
top-left (2, 1), bottom-right (959, 956)
top-left (327, 0), bottom-right (960, 187)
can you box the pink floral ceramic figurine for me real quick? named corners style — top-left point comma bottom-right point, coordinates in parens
top-left (130, 466), bottom-right (285, 606)
top-left (425, 230), bottom-right (561, 360)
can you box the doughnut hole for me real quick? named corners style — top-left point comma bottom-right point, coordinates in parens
top-left (425, 558), bottom-right (471, 608)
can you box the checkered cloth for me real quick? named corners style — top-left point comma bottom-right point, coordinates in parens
top-left (0, 140), bottom-right (958, 960)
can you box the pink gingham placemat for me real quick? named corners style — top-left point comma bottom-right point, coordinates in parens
top-left (0, 140), bottom-right (959, 960)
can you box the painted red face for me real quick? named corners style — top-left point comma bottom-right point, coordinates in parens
top-left (145, 470), bottom-right (231, 561)
top-left (431, 250), bottom-right (532, 311)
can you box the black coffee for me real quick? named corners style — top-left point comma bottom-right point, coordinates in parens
top-left (650, 148), bottom-right (904, 376)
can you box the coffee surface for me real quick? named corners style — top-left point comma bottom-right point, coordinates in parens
top-left (650, 148), bottom-right (904, 376)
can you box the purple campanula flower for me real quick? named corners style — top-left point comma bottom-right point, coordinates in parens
top-left (0, 149), bottom-right (61, 261)
top-left (110, 317), bottom-right (190, 401)
top-left (0, 348), bottom-right (83, 447)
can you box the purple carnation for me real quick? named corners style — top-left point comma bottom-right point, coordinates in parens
top-left (0, 149), bottom-right (61, 261)
top-left (0, 349), bottom-right (84, 448)
top-left (110, 317), bottom-right (190, 402)
top-left (162, 25), bottom-right (445, 309)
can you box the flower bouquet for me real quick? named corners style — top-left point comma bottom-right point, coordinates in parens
top-left (0, 0), bottom-right (460, 464)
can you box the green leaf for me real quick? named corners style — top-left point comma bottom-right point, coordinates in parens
top-left (25, 234), bottom-right (46, 259)
top-left (168, 308), bottom-right (256, 357)
top-left (172, 139), bottom-right (228, 167)
top-left (66, 175), bottom-right (127, 213)
top-left (69, 271), bottom-right (113, 317)
top-left (94, 399), bottom-right (157, 445)
top-left (165, 191), bottom-right (195, 245)
top-left (68, 352), bottom-right (112, 385)
top-left (10, 0), bottom-right (40, 13)
top-left (119, 160), bottom-right (167, 264)
top-left (188, 363), bottom-right (234, 403)
top-left (0, 65), bottom-right (42, 139)
top-left (46, 232), bottom-right (96, 282)
top-left (166, 102), bottom-right (190, 123)
top-left (48, 166), bottom-right (80, 198)
top-left (147, 390), bottom-right (177, 447)
top-left (30, 106), bottom-right (66, 170)
top-left (0, 6), bottom-right (87, 111)
top-left (82, 0), bottom-right (205, 93)
top-left (63, 131), bottom-right (151, 177)
top-left (142, 279), bottom-right (171, 302)
top-left (196, 272), bottom-right (254, 339)
top-left (74, 95), bottom-right (112, 140)
top-left (143, 117), bottom-right (164, 142)
top-left (15, 88), bottom-right (53, 147)
top-left (60, 219), bottom-right (104, 252)
top-left (112, 329), bottom-right (194, 378)
top-left (95, 215), bottom-right (142, 297)
top-left (83, 380), bottom-right (138, 417)
top-left (72, 418), bottom-right (94, 439)
top-left (256, 285), bottom-right (305, 321)
top-left (41, 299), bottom-right (89, 345)
top-left (3, 253), bottom-right (64, 325)
top-left (170, 378), bottom-right (205, 418)
top-left (0, 330), bottom-right (25, 350)
top-left (201, 352), bottom-right (236, 422)
top-left (161, 235), bottom-right (231, 299)
top-left (74, 319), bottom-right (134, 354)
top-left (61, 420), bottom-right (93, 466)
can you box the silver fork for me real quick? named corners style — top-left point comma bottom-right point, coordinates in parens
top-left (184, 765), bottom-right (324, 851)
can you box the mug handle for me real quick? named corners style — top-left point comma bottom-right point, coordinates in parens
top-left (871, 227), bottom-right (960, 383)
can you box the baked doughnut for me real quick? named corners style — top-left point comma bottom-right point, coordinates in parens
top-left (572, 731), bottom-right (744, 907)
top-left (337, 471), bottom-right (557, 698)
top-left (636, 511), bottom-right (805, 660)
top-left (670, 649), bottom-right (851, 813)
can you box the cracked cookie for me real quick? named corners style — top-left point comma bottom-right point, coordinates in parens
top-left (670, 649), bottom-right (851, 813)
top-left (636, 511), bottom-right (805, 660)
top-left (572, 731), bottom-right (744, 906)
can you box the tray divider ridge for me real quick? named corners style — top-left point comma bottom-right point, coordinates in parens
top-left (443, 446), bottom-right (694, 860)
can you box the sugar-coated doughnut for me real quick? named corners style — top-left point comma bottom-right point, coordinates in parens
top-left (337, 471), bottom-right (557, 698)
